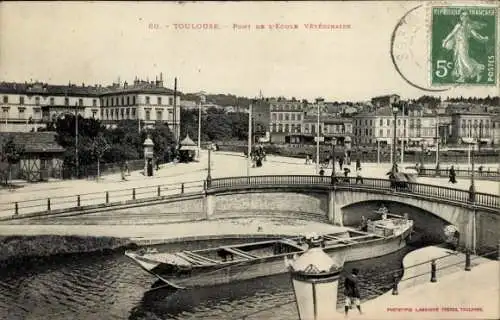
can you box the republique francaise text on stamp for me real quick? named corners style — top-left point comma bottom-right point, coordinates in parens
top-left (430, 6), bottom-right (497, 86)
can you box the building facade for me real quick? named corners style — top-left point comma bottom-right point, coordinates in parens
top-left (0, 74), bottom-right (181, 139)
top-left (353, 106), bottom-right (439, 147)
top-left (449, 112), bottom-right (493, 145)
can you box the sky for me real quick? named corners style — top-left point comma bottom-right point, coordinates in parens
top-left (0, 1), bottom-right (498, 102)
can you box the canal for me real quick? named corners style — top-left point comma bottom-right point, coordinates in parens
top-left (0, 237), bottom-right (433, 320)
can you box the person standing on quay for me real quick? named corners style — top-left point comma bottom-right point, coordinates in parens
top-left (344, 268), bottom-right (363, 316)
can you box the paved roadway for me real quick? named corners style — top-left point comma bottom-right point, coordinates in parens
top-left (0, 151), bottom-right (498, 217)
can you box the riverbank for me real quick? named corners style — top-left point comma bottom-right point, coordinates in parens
top-left (0, 218), bottom-right (345, 268)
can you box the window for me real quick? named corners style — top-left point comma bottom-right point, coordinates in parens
top-left (131, 108), bottom-right (136, 118)
top-left (272, 123), bottom-right (276, 132)
top-left (156, 110), bottom-right (162, 120)
top-left (79, 99), bottom-right (83, 106)
top-left (145, 110), bottom-right (150, 120)
top-left (93, 99), bottom-right (97, 107)
top-left (278, 124), bottom-right (283, 132)
top-left (169, 97), bottom-right (174, 105)
top-left (92, 111), bottom-right (97, 118)
top-left (291, 114), bottom-right (295, 121)
top-left (106, 109), bottom-right (109, 119)
top-left (20, 97), bottom-right (25, 105)
top-left (65, 98), bottom-right (69, 106)
top-left (296, 125), bottom-right (301, 133)
top-left (145, 96), bottom-right (150, 105)
top-left (2, 96), bottom-right (7, 103)
top-left (127, 97), bottom-right (130, 105)
top-left (379, 129), bottom-right (383, 137)
top-left (157, 97), bottom-right (162, 105)
top-left (50, 97), bottom-right (54, 105)
top-left (101, 109), bottom-right (104, 118)
top-left (386, 119), bottom-right (390, 126)
top-left (278, 113), bottom-right (283, 121)
top-left (121, 109), bottom-right (124, 119)
top-left (272, 113), bottom-right (276, 121)
top-left (285, 114), bottom-right (289, 121)
top-left (285, 124), bottom-right (289, 132)
top-left (380, 119), bottom-right (383, 126)
top-left (297, 114), bottom-right (301, 121)
top-left (121, 97), bottom-right (124, 106)
top-left (126, 108), bottom-right (130, 119)
top-left (168, 110), bottom-right (173, 120)
top-left (18, 107), bottom-right (25, 119)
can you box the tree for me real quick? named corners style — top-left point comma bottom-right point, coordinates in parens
top-left (0, 136), bottom-right (24, 184)
top-left (91, 134), bottom-right (110, 180)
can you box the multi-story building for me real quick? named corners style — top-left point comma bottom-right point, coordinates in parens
top-left (450, 112), bottom-right (493, 145)
top-left (353, 105), bottom-right (439, 147)
top-left (269, 97), bottom-right (305, 143)
top-left (269, 97), bottom-right (352, 144)
top-left (0, 74), bottom-right (181, 139)
top-left (492, 115), bottom-right (500, 146)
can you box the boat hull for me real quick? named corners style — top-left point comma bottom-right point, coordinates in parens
top-left (136, 226), bottom-right (412, 289)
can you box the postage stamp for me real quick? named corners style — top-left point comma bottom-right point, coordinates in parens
top-left (430, 6), bottom-right (497, 86)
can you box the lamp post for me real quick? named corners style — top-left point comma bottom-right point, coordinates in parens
top-left (391, 104), bottom-right (399, 173)
top-left (287, 235), bottom-right (345, 320)
top-left (316, 101), bottom-right (320, 174)
top-left (247, 101), bottom-right (254, 177)
top-left (400, 102), bottom-right (406, 165)
top-left (331, 137), bottom-right (337, 179)
top-left (75, 103), bottom-right (79, 178)
top-left (206, 144), bottom-right (212, 186)
top-left (435, 112), bottom-right (440, 175)
top-left (463, 137), bottom-right (476, 202)
top-left (197, 99), bottom-right (202, 160)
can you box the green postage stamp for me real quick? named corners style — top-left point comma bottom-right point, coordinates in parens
top-left (431, 6), bottom-right (497, 86)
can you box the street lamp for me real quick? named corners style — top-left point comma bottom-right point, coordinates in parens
top-left (206, 143), bottom-right (212, 186)
top-left (287, 235), bottom-right (345, 320)
top-left (391, 104), bottom-right (399, 173)
top-left (331, 137), bottom-right (337, 180)
top-left (462, 137), bottom-right (476, 202)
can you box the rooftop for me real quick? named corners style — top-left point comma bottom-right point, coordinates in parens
top-left (0, 132), bottom-right (65, 153)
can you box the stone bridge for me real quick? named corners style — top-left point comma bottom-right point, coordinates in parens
top-left (2, 175), bottom-right (498, 253)
top-left (206, 176), bottom-right (500, 253)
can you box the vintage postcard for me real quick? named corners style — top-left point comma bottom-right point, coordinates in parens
top-left (0, 1), bottom-right (499, 320)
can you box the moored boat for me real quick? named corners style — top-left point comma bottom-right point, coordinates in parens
top-left (125, 214), bottom-right (413, 289)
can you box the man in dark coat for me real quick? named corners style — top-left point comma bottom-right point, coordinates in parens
top-left (344, 268), bottom-right (362, 316)
top-left (449, 165), bottom-right (457, 184)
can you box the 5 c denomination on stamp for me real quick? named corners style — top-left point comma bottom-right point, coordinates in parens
top-left (430, 6), bottom-right (497, 86)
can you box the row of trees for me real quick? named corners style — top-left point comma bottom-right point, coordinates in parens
top-left (42, 117), bottom-right (176, 172)
top-left (180, 107), bottom-right (250, 142)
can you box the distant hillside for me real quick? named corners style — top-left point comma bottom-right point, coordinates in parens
top-left (181, 93), bottom-right (254, 107)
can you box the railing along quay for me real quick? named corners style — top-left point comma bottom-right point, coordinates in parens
top-left (0, 180), bottom-right (204, 219)
top-left (418, 168), bottom-right (500, 179)
top-left (208, 175), bottom-right (500, 210)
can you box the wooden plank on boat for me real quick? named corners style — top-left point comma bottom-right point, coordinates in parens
top-left (175, 252), bottom-right (204, 265)
top-left (183, 251), bottom-right (220, 265)
top-left (224, 247), bottom-right (259, 260)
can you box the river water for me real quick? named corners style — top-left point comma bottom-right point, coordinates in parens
top-left (0, 237), bottom-right (426, 320)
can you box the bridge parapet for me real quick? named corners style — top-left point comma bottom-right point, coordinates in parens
top-left (208, 175), bottom-right (499, 210)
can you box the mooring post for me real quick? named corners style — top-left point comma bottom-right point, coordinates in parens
top-left (14, 202), bottom-right (18, 216)
top-left (106, 191), bottom-right (109, 204)
top-left (391, 273), bottom-right (399, 295)
top-left (430, 259), bottom-right (437, 282)
top-left (132, 188), bottom-right (136, 200)
top-left (465, 250), bottom-right (471, 271)
top-left (77, 195), bottom-right (81, 207)
top-left (157, 186), bottom-right (161, 197)
top-left (47, 198), bottom-right (51, 211)
top-left (181, 183), bottom-right (184, 194)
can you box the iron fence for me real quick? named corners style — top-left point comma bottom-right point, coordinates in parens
top-left (418, 167), bottom-right (500, 179)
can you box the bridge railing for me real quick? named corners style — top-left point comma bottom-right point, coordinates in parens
top-left (0, 180), bottom-right (205, 219)
top-left (208, 175), bottom-right (499, 210)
